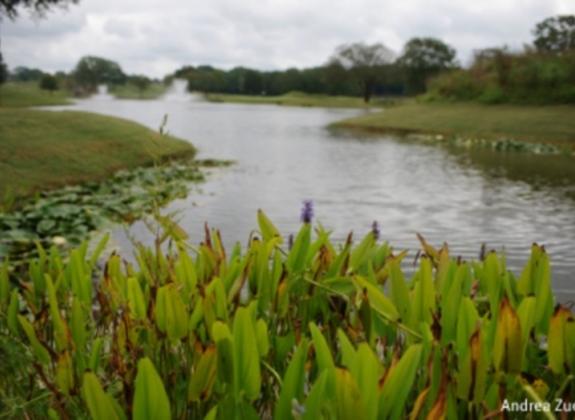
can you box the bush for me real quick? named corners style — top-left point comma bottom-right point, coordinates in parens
top-left (427, 50), bottom-right (575, 104)
top-left (39, 74), bottom-right (59, 93)
top-left (0, 210), bottom-right (573, 419)
top-left (477, 85), bottom-right (507, 104)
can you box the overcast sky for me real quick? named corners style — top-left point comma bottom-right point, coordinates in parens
top-left (1, 0), bottom-right (573, 77)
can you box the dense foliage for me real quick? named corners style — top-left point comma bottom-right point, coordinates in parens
top-left (0, 210), bottom-right (573, 419)
top-left (39, 73), bottom-right (58, 92)
top-left (173, 64), bottom-right (405, 99)
top-left (533, 15), bottom-right (575, 54)
top-left (426, 48), bottom-right (575, 104)
top-left (329, 43), bottom-right (395, 102)
top-left (0, 53), bottom-right (7, 86)
top-left (397, 38), bottom-right (457, 94)
top-left (0, 160), bottom-right (205, 264)
top-left (73, 56), bottom-right (127, 93)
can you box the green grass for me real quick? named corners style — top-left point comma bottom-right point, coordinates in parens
top-left (204, 91), bottom-right (397, 108)
top-left (0, 108), bottom-right (195, 199)
top-left (0, 82), bottom-right (71, 107)
top-left (333, 102), bottom-right (575, 146)
top-left (109, 82), bottom-right (168, 100)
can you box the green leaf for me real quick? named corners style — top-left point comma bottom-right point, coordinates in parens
top-left (133, 358), bottom-right (171, 420)
top-left (7, 289), bottom-right (20, 335)
top-left (309, 322), bottom-right (335, 372)
top-left (82, 372), bottom-right (124, 420)
top-left (155, 284), bottom-right (188, 341)
top-left (388, 258), bottom-right (412, 324)
top-left (334, 368), bottom-right (366, 419)
top-left (337, 329), bottom-right (356, 370)
top-left (55, 352), bottom-right (74, 395)
top-left (255, 319), bottom-right (270, 357)
top-left (287, 223), bottom-right (311, 274)
top-left (257, 209), bottom-right (282, 243)
top-left (412, 258), bottom-right (436, 325)
top-left (18, 315), bottom-right (51, 365)
top-left (354, 276), bottom-right (400, 321)
top-left (212, 321), bottom-right (234, 385)
top-left (89, 338), bottom-right (104, 373)
top-left (70, 298), bottom-right (87, 349)
top-left (0, 261), bottom-right (9, 308)
top-left (275, 339), bottom-right (309, 420)
top-left (127, 277), bottom-right (147, 320)
top-left (492, 298), bottom-right (522, 373)
top-left (46, 274), bottom-right (69, 352)
top-left (188, 346), bottom-right (218, 402)
top-left (548, 305), bottom-right (572, 374)
top-left (302, 370), bottom-right (329, 420)
top-left (350, 232), bottom-right (375, 272)
top-left (379, 344), bottom-right (423, 420)
top-left (352, 344), bottom-right (380, 420)
top-left (233, 307), bottom-right (261, 401)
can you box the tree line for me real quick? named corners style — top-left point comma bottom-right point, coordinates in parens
top-left (427, 15), bottom-right (575, 104)
top-left (1, 4), bottom-right (574, 104)
top-left (171, 38), bottom-right (456, 102)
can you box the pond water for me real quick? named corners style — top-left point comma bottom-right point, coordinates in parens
top-left (49, 82), bottom-right (575, 301)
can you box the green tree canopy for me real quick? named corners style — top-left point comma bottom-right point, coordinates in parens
top-left (39, 73), bottom-right (58, 91)
top-left (73, 56), bottom-right (126, 92)
top-left (329, 42), bottom-right (395, 102)
top-left (398, 37), bottom-right (457, 94)
top-left (0, 53), bottom-right (7, 85)
top-left (533, 15), bottom-right (575, 54)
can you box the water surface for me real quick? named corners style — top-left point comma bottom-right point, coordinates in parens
top-left (49, 84), bottom-right (575, 300)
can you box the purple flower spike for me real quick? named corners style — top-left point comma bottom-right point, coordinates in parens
top-left (371, 221), bottom-right (380, 241)
top-left (300, 200), bottom-right (314, 224)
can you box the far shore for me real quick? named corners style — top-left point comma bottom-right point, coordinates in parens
top-left (331, 102), bottom-right (575, 149)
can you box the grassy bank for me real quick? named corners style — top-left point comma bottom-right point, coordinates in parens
top-left (109, 82), bottom-right (168, 100)
top-left (333, 102), bottom-right (575, 147)
top-left (0, 109), bottom-right (195, 200)
top-left (0, 82), bottom-right (71, 107)
top-left (204, 91), bottom-right (396, 108)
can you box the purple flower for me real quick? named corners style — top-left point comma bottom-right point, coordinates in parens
top-left (371, 221), bottom-right (380, 241)
top-left (300, 200), bottom-right (313, 224)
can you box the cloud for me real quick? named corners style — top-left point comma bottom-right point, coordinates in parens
top-left (1, 0), bottom-right (573, 77)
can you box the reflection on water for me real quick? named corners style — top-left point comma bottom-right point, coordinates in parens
top-left (47, 90), bottom-right (575, 301)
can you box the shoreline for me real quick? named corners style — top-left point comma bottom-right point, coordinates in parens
top-left (331, 102), bottom-right (575, 151)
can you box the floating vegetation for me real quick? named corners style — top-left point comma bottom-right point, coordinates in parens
top-left (407, 132), bottom-right (567, 155)
top-left (0, 209), bottom-right (573, 419)
top-left (0, 159), bottom-right (207, 263)
top-left (447, 136), bottom-right (564, 155)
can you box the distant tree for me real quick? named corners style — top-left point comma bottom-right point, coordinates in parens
top-left (12, 65), bottom-right (45, 81)
top-left (130, 75), bottom-right (151, 96)
top-left (398, 37), bottom-right (457, 94)
top-left (472, 47), bottom-right (513, 88)
top-left (0, 53), bottom-right (7, 86)
top-left (0, 0), bottom-right (78, 19)
top-left (73, 56), bottom-right (126, 93)
top-left (330, 42), bottom-right (395, 102)
top-left (533, 15), bottom-right (575, 54)
top-left (39, 73), bottom-right (58, 92)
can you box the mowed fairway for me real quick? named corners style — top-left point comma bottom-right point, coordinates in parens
top-left (334, 102), bottom-right (575, 146)
top-left (204, 91), bottom-right (391, 108)
top-left (0, 82), bottom-right (71, 108)
top-left (0, 108), bottom-right (195, 198)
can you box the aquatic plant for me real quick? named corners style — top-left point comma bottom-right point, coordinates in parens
top-left (0, 159), bottom-right (205, 264)
top-left (0, 210), bottom-right (573, 419)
